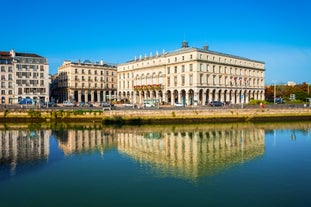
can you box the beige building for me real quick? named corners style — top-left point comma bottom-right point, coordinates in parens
top-left (0, 49), bottom-right (49, 104)
top-left (56, 60), bottom-right (117, 103)
top-left (117, 42), bottom-right (265, 106)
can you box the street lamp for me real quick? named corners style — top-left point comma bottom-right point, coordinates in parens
top-left (272, 80), bottom-right (277, 104)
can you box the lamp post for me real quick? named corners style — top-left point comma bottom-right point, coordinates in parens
top-left (272, 80), bottom-right (277, 104)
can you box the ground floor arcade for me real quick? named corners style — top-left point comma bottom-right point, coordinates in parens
top-left (57, 89), bottom-right (117, 103)
top-left (118, 88), bottom-right (265, 106)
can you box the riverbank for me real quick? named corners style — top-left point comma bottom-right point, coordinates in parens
top-left (0, 107), bottom-right (311, 124)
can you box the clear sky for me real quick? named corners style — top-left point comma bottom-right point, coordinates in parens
top-left (1, 0), bottom-right (310, 85)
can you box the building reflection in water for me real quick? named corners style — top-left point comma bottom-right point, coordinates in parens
top-left (0, 130), bottom-right (51, 175)
top-left (117, 127), bottom-right (265, 180)
top-left (55, 125), bottom-right (265, 181)
top-left (55, 129), bottom-right (117, 155)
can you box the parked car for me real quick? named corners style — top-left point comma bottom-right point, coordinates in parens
top-left (18, 98), bottom-right (34, 105)
top-left (209, 101), bottom-right (224, 107)
top-left (63, 101), bottom-right (76, 107)
top-left (47, 101), bottom-right (56, 107)
top-left (79, 102), bottom-right (86, 107)
top-left (101, 102), bottom-right (113, 110)
top-left (174, 102), bottom-right (185, 107)
top-left (144, 103), bottom-right (153, 108)
top-left (275, 98), bottom-right (285, 104)
top-left (122, 103), bottom-right (136, 108)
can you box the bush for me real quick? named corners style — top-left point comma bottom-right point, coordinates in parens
top-left (248, 100), bottom-right (268, 105)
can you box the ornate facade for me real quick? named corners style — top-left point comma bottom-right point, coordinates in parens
top-left (117, 42), bottom-right (265, 106)
top-left (55, 60), bottom-right (117, 103)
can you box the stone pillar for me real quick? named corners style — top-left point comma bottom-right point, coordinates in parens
top-left (178, 91), bottom-right (182, 103)
top-left (97, 91), bottom-right (100, 103)
top-left (194, 92), bottom-right (199, 105)
top-left (139, 91), bottom-right (142, 105)
top-left (78, 90), bottom-right (81, 103)
top-left (91, 91), bottom-right (94, 103)
top-left (108, 91), bottom-right (112, 102)
top-left (171, 92), bottom-right (175, 105)
top-left (163, 92), bottom-right (167, 103)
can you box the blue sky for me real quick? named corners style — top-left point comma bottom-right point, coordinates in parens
top-left (1, 0), bottom-right (310, 84)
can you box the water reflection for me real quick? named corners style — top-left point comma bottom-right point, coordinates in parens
top-left (55, 129), bottom-right (117, 155)
top-left (1, 122), bottom-right (311, 181)
top-left (117, 127), bottom-right (265, 181)
top-left (51, 124), bottom-right (265, 181)
top-left (0, 130), bottom-right (51, 176)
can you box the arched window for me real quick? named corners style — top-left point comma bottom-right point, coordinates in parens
top-left (153, 73), bottom-right (157, 84)
top-left (146, 73), bottom-right (151, 85)
top-left (159, 72), bottom-right (163, 84)
top-left (141, 74), bottom-right (146, 85)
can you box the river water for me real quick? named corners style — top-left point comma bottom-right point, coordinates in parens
top-left (0, 122), bottom-right (311, 207)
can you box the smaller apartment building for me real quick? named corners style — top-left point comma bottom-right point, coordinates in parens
top-left (54, 60), bottom-right (117, 103)
top-left (0, 49), bottom-right (49, 104)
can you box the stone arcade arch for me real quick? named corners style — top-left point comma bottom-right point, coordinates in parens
top-left (74, 91), bottom-right (78, 102)
top-left (223, 90), bottom-right (228, 103)
top-left (173, 90), bottom-right (178, 103)
top-left (181, 90), bottom-right (186, 105)
top-left (166, 90), bottom-right (172, 103)
top-left (94, 91), bottom-right (98, 102)
top-left (199, 89), bottom-right (204, 105)
top-left (188, 89), bottom-right (194, 105)
top-left (211, 89), bottom-right (216, 101)
top-left (218, 90), bottom-right (222, 101)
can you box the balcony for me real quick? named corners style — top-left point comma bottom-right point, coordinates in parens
top-left (133, 84), bottom-right (163, 91)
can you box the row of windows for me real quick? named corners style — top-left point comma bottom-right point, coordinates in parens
top-left (73, 76), bottom-right (114, 82)
top-left (19, 88), bottom-right (46, 95)
top-left (1, 73), bottom-right (45, 79)
top-left (74, 69), bottom-right (115, 76)
top-left (118, 66), bottom-right (263, 83)
top-left (16, 64), bottom-right (45, 71)
top-left (1, 74), bottom-right (13, 80)
top-left (119, 75), bottom-right (264, 89)
top-left (1, 82), bottom-right (13, 88)
top-left (121, 52), bottom-right (263, 71)
top-left (167, 64), bottom-right (263, 76)
top-left (16, 72), bottom-right (45, 78)
top-left (16, 80), bottom-right (45, 86)
top-left (66, 83), bottom-right (115, 89)
top-left (1, 80), bottom-right (46, 88)
top-left (1, 90), bottom-right (12, 95)
top-left (16, 58), bottom-right (46, 64)
top-left (1, 66), bottom-right (13, 72)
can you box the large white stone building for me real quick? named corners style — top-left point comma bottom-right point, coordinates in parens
top-left (0, 49), bottom-right (49, 104)
top-left (117, 42), bottom-right (265, 106)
